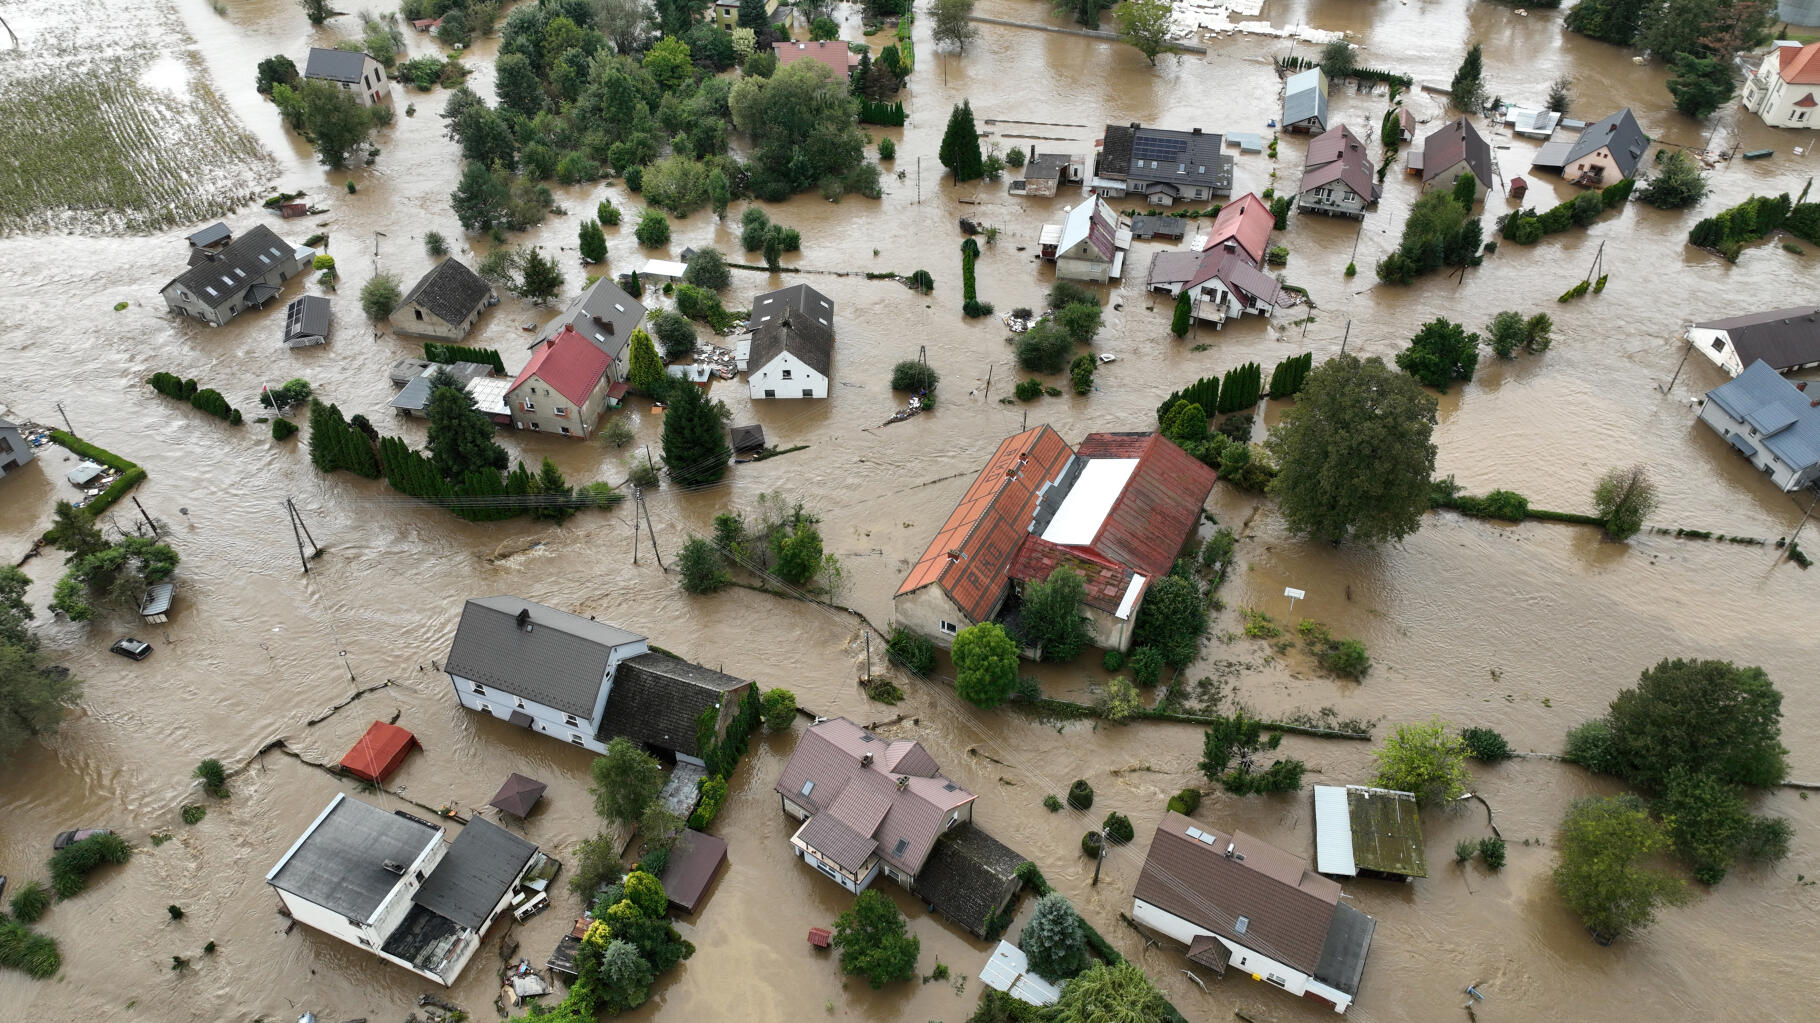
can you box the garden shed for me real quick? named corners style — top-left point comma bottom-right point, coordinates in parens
top-left (339, 721), bottom-right (422, 783)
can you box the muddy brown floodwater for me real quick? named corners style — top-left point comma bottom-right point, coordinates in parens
top-left (5, 0), bottom-right (1820, 1020)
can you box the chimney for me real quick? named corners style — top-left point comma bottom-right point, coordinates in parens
top-left (382, 859), bottom-right (406, 875)
top-left (516, 608), bottom-right (533, 632)
top-left (1224, 842), bottom-right (1235, 859)
top-left (1192, 127), bottom-right (1202, 135)
top-left (897, 776), bottom-right (909, 791)
top-left (860, 752), bottom-right (874, 768)
top-left (604, 320), bottom-right (615, 335)
top-left (1130, 121), bottom-right (1140, 130)
top-left (1799, 381), bottom-right (1809, 392)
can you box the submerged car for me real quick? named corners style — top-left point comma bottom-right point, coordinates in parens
top-left (110, 638), bottom-right (152, 660)
top-left (52, 828), bottom-right (113, 850)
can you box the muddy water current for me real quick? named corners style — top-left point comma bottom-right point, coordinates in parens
top-left (4, 1), bottom-right (1820, 1020)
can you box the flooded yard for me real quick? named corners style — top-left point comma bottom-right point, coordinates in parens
top-left (3, 0), bottom-right (1820, 1021)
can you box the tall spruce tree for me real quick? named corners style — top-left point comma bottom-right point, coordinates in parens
top-left (627, 327), bottom-right (666, 395)
top-left (661, 381), bottom-right (732, 487)
top-left (425, 374), bottom-right (507, 484)
top-left (1450, 44), bottom-right (1485, 113)
top-left (939, 101), bottom-right (984, 182)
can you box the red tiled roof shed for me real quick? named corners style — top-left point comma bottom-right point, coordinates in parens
top-left (339, 721), bottom-right (420, 783)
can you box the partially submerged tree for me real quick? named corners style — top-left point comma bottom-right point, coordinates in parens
top-left (1051, 960), bottom-right (1167, 1023)
top-left (1018, 567), bottom-right (1091, 662)
top-left (1319, 39), bottom-right (1357, 80)
top-left (1115, 0), bottom-right (1175, 67)
top-left (1019, 893), bottom-right (1087, 982)
top-left (831, 889), bottom-right (919, 988)
top-left (953, 622), bottom-right (1019, 708)
top-left (1449, 43), bottom-right (1485, 113)
top-left (660, 379), bottom-right (732, 487)
top-left (1371, 718), bottom-right (1470, 803)
top-left (1553, 794), bottom-right (1688, 943)
top-left (1199, 712), bottom-right (1305, 795)
top-left (931, 0), bottom-right (979, 52)
top-left (1592, 464), bottom-right (1658, 541)
top-left (590, 737), bottom-right (663, 826)
top-left (1395, 317), bottom-right (1481, 391)
top-left (938, 101), bottom-right (984, 182)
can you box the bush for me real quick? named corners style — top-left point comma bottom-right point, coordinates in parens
top-left (188, 388), bottom-right (237, 423)
top-left (1478, 837), bottom-right (1507, 869)
top-left (1564, 719), bottom-right (1617, 774)
top-left (1070, 354), bottom-right (1095, 395)
top-left (678, 537), bottom-right (730, 593)
top-left (424, 231), bottom-right (447, 256)
top-left (635, 209), bottom-right (671, 247)
top-left (1102, 812), bottom-right (1134, 844)
top-left (9, 881), bottom-right (50, 924)
top-left (1020, 893), bottom-right (1088, 983)
top-left (1167, 788), bottom-right (1201, 815)
top-left (181, 804), bottom-right (206, 825)
top-left (687, 775), bottom-right (728, 830)
top-left (1014, 378), bottom-right (1044, 401)
top-left (360, 271), bottom-right (402, 320)
top-left (0, 918), bottom-right (61, 979)
top-left (890, 360), bottom-right (939, 393)
top-left (1067, 779), bottom-right (1094, 810)
top-left (886, 626), bottom-right (936, 676)
top-left (195, 758), bottom-right (229, 798)
top-left (1319, 638), bottom-right (1371, 679)
top-left (1454, 838), bottom-right (1476, 863)
top-left (1461, 726), bottom-right (1511, 762)
top-left (48, 832), bottom-right (132, 900)
top-left (1101, 649), bottom-right (1124, 671)
top-left (761, 688), bottom-right (797, 731)
top-left (272, 418), bottom-right (298, 441)
top-left (683, 247), bottom-right (731, 291)
top-left (1080, 830), bottom-right (1104, 857)
top-left (1129, 646), bottom-right (1164, 687)
top-left (1043, 794), bottom-right (1063, 812)
top-left (653, 310), bottom-right (698, 361)
top-left (878, 137), bottom-right (895, 160)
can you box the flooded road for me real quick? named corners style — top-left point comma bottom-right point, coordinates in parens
top-left (4, 0), bottom-right (1820, 1020)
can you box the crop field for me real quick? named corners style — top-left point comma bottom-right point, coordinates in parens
top-left (0, 0), bottom-right (274, 235)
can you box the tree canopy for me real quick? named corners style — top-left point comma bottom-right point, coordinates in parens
top-left (953, 622), bottom-right (1019, 708)
top-left (729, 60), bottom-right (868, 198)
top-left (1051, 961), bottom-right (1167, 1023)
top-left (1199, 712), bottom-right (1305, 795)
top-left (1266, 354), bottom-right (1438, 545)
top-left (1603, 658), bottom-right (1788, 792)
top-left (1396, 317), bottom-right (1481, 391)
top-left (939, 101), bottom-right (984, 182)
top-left (1018, 567), bottom-right (1091, 662)
top-left (426, 374), bottom-right (507, 483)
top-left (660, 378), bottom-right (732, 487)
top-left (1130, 573), bottom-right (1206, 668)
top-left (0, 567), bottom-right (83, 762)
top-left (1371, 718), bottom-right (1470, 803)
top-left (590, 737), bottom-right (664, 826)
top-left (1115, 0), bottom-right (1174, 66)
top-left (1592, 464), bottom-right (1657, 541)
top-left (831, 889), bottom-right (919, 988)
top-left (1019, 893), bottom-right (1087, 982)
top-left (1553, 794), bottom-right (1688, 943)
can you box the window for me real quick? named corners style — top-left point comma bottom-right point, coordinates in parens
top-left (414, 308), bottom-right (423, 320)
top-left (521, 400), bottom-right (535, 411)
top-left (781, 369), bottom-right (793, 379)
top-left (1711, 338), bottom-right (1725, 352)
top-left (802, 389), bottom-right (814, 398)
top-left (893, 838), bottom-right (909, 856)
top-left (564, 714), bottom-right (579, 727)
top-left (560, 426), bottom-right (571, 435)
top-left (800, 779), bottom-right (815, 797)
top-left (1235, 915), bottom-right (1249, 933)
top-left (570, 734), bottom-right (585, 745)
top-left (939, 620), bottom-right (957, 634)
top-left (472, 683), bottom-right (486, 695)
top-left (415, 871), bottom-right (425, 883)
top-left (515, 698), bottom-right (526, 709)
top-left (554, 406), bottom-right (568, 417)
top-left (1266, 974), bottom-right (1288, 988)
top-left (764, 389), bottom-right (776, 398)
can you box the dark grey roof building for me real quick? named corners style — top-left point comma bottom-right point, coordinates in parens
top-left (1130, 215), bottom-right (1188, 240)
top-left (746, 283), bottom-right (835, 399)
top-left (411, 817), bottom-right (537, 931)
top-left (910, 822), bottom-right (1027, 937)
top-left (304, 47), bottom-right (389, 106)
top-left (187, 222), bottom-right (232, 250)
top-left (391, 259), bottom-right (495, 341)
top-left (389, 361), bottom-right (495, 416)
top-left (1093, 123), bottom-right (1234, 205)
top-left (536, 277), bottom-right (647, 382)
top-left (1691, 305), bottom-right (1820, 377)
top-left (162, 224), bottom-right (303, 327)
top-left (1531, 107), bottom-right (1649, 183)
top-left (283, 295), bottom-right (332, 348)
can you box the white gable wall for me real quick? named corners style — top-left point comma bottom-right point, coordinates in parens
top-left (750, 350), bottom-right (828, 398)
top-left (1132, 898), bottom-right (1353, 1013)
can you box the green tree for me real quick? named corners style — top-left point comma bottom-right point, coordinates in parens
top-left (636, 209), bottom-right (672, 247)
top-left (660, 377), bottom-right (732, 486)
top-left (769, 511), bottom-right (824, 585)
top-left (939, 100), bottom-right (984, 182)
top-left (931, 0), bottom-right (979, 52)
top-left (1666, 52), bottom-right (1735, 119)
top-left (627, 328), bottom-right (666, 395)
top-left (360, 271), bottom-right (401, 321)
top-left (1547, 74), bottom-right (1573, 113)
top-left (1320, 38), bottom-right (1358, 79)
top-left (1200, 712), bottom-right (1280, 782)
top-left (679, 537), bottom-right (730, 593)
top-left (1640, 0), bottom-right (1771, 64)
top-left (831, 889), bottom-right (919, 988)
top-left (591, 736), bottom-right (664, 826)
top-left (1564, 0), bottom-right (1649, 45)
top-left (643, 36), bottom-right (695, 89)
top-left (1395, 317), bottom-right (1480, 391)
top-left (1019, 567), bottom-right (1091, 662)
top-left (595, 938), bottom-right (655, 1013)
top-left (1267, 354), bottom-right (1438, 545)
top-left (1130, 573), bottom-right (1205, 668)
top-left (516, 246), bottom-right (565, 304)
top-left (494, 52), bottom-right (544, 117)
top-left (708, 169), bottom-right (731, 218)
top-left (532, 457), bottom-right (573, 521)
top-left (1656, 767), bottom-right (1759, 884)
top-left (1372, 718), bottom-right (1470, 803)
top-left (1485, 310), bottom-right (1528, 359)
top-left (1450, 170), bottom-right (1480, 209)
top-left (45, 501), bottom-right (107, 560)
top-left (0, 622), bottom-right (83, 763)
top-left (1020, 893), bottom-right (1087, 982)
top-left (1170, 291), bottom-right (1192, 337)
top-left (296, 80), bottom-right (375, 169)
top-left (1115, 0), bottom-right (1174, 66)
top-left (1051, 0), bottom-right (1112, 29)
top-left (298, 0), bottom-right (331, 26)
top-left (1604, 658), bottom-right (1788, 792)
top-left (682, 247), bottom-right (730, 291)
top-left (761, 687), bottom-right (797, 731)
top-left (953, 622), bottom-right (1019, 708)
top-left (451, 161), bottom-right (509, 231)
top-left (1637, 149), bottom-right (1709, 209)
top-left (1051, 961), bottom-right (1167, 1023)
top-left (256, 54), bottom-right (301, 94)
top-left (890, 360), bottom-right (939, 392)
top-left (728, 60), bottom-right (867, 195)
top-left (1553, 795), bottom-right (1688, 943)
top-left (1449, 43), bottom-right (1485, 113)
top-left (653, 311), bottom-right (698, 360)
top-left (1591, 464), bottom-right (1657, 541)
top-left (579, 219), bottom-right (608, 263)
top-left (425, 371), bottom-right (507, 483)
top-left (0, 566), bottom-right (33, 648)
top-left (1524, 313), bottom-right (1555, 353)
top-left (739, 0), bottom-right (769, 28)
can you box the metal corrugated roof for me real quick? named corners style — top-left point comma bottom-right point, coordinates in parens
top-left (1283, 68), bottom-right (1328, 129)
top-left (1707, 360), bottom-right (1820, 471)
top-left (980, 942), bottom-right (1063, 1006)
top-left (1312, 785), bottom-right (1356, 876)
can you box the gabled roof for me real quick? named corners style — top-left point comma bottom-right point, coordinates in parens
top-left (1100, 123), bottom-right (1229, 188)
top-left (1419, 116), bottom-right (1494, 188)
top-left (1006, 535), bottom-right (1137, 615)
top-left (1135, 812), bottom-right (1372, 991)
top-left (774, 718), bottom-right (974, 878)
top-left (911, 823), bottom-right (1026, 937)
top-left (339, 721), bottom-right (419, 783)
top-left (1312, 785), bottom-right (1427, 878)
top-left (1058, 198), bottom-right (1119, 261)
top-left (1149, 248), bottom-right (1290, 309)
top-left (187, 222), bottom-right (231, 248)
top-left (444, 597), bottom-right (646, 719)
top-left (538, 276), bottom-right (645, 354)
top-left (1706, 360), bottom-right (1820, 472)
top-left (305, 47), bottom-right (375, 84)
top-left (166, 224), bottom-right (295, 309)
top-left (510, 325), bottom-right (613, 407)
top-left (895, 425), bottom-right (1076, 621)
top-left (1074, 432), bottom-right (1217, 579)
top-left (772, 39), bottom-right (860, 76)
top-left (1024, 152), bottom-right (1077, 181)
top-left (1283, 68), bottom-right (1329, 128)
top-left (1299, 125), bottom-right (1380, 203)
top-left (284, 295), bottom-right (331, 341)
top-left (1130, 215), bottom-right (1187, 239)
top-left (602, 652), bottom-right (750, 759)
top-left (751, 282), bottom-right (834, 332)
top-left (1563, 108), bottom-right (1649, 177)
top-left (1779, 40), bottom-right (1820, 84)
top-left (747, 313), bottom-right (834, 379)
top-left (413, 817), bottom-right (537, 931)
top-left (1200, 192), bottom-right (1273, 266)
top-left (401, 259), bottom-right (493, 327)
top-left (1694, 306), bottom-right (1820, 372)
top-left (266, 794), bottom-right (440, 922)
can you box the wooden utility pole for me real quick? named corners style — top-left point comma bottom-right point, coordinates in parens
top-left (639, 488), bottom-right (666, 571)
top-left (54, 401), bottom-right (73, 434)
top-left (130, 496), bottom-right (157, 536)
top-left (1661, 335), bottom-right (1695, 395)
top-left (983, 363), bottom-right (992, 402)
top-left (1340, 319), bottom-right (1352, 356)
top-left (285, 498), bottom-right (320, 572)
top-left (631, 488), bottom-right (641, 565)
top-left (1788, 489), bottom-right (1820, 554)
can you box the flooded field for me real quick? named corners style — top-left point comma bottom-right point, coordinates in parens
top-left (3, 1), bottom-right (1820, 1021)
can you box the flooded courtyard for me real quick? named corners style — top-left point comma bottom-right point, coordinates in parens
top-left (3, 0), bottom-right (1820, 1020)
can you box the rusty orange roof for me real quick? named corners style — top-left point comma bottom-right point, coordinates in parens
top-left (1199, 192), bottom-right (1273, 267)
top-left (896, 425), bottom-right (1074, 621)
top-left (1081, 433), bottom-right (1218, 579)
top-left (1780, 41), bottom-right (1820, 85)
top-left (1007, 535), bottom-right (1136, 614)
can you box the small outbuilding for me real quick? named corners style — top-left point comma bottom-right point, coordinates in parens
top-left (140, 582), bottom-right (176, 625)
top-left (980, 941), bottom-right (1062, 1007)
top-left (488, 773), bottom-right (548, 820)
top-left (1312, 785), bottom-right (1428, 880)
top-left (730, 423), bottom-right (766, 452)
top-left (283, 295), bottom-right (332, 348)
top-left (1129, 215), bottom-right (1188, 241)
top-left (339, 721), bottom-right (421, 783)
top-left (1283, 67), bottom-right (1329, 134)
top-left (391, 259), bottom-right (495, 341)
top-left (658, 828), bottom-right (728, 915)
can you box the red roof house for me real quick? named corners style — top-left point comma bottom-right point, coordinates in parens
top-left (1780, 40), bottom-right (1820, 84)
top-left (506, 325), bottom-right (615, 438)
top-left (339, 721), bottom-right (421, 783)
top-left (773, 40), bottom-right (862, 77)
top-left (1199, 192), bottom-right (1274, 266)
top-left (896, 428), bottom-right (1216, 654)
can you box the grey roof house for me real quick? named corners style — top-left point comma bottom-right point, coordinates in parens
top-left (1531, 108), bottom-right (1649, 185)
top-left (1132, 813), bottom-right (1375, 1014)
top-left (187, 222), bottom-right (232, 253)
top-left (391, 259), bottom-right (496, 341)
top-left (161, 224), bottom-right (303, 327)
top-left (1697, 359), bottom-right (1820, 492)
top-left (265, 793), bottom-right (538, 985)
top-left (283, 295), bottom-right (332, 348)
top-left (1296, 124), bottom-right (1380, 219)
top-left (1409, 116), bottom-right (1495, 203)
top-left (0, 419), bottom-right (34, 480)
top-left (389, 361), bottom-right (500, 418)
top-left (1283, 68), bottom-right (1329, 134)
top-left (304, 46), bottom-right (390, 106)
top-left (444, 596), bottom-right (753, 764)
top-left (535, 276), bottom-right (647, 381)
top-left (1691, 305), bottom-right (1820, 377)
top-left (744, 283), bottom-right (835, 400)
top-left (1008, 148), bottom-right (1084, 198)
top-left (1092, 123), bottom-right (1234, 206)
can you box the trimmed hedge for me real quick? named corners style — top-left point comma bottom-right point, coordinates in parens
top-left (42, 430), bottom-right (145, 524)
top-left (423, 342), bottom-right (506, 374)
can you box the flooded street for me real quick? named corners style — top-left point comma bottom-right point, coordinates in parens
top-left (4, 0), bottom-right (1820, 1020)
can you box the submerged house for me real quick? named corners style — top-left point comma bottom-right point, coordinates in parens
top-left (534, 276), bottom-right (646, 380)
top-left (745, 283), bottom-right (835, 399)
top-left (304, 47), bottom-right (389, 106)
top-left (1, 419), bottom-right (36, 480)
top-left (1503, 105), bottom-right (1563, 139)
top-left (161, 224), bottom-right (303, 326)
top-left (775, 718), bottom-right (1024, 935)
top-left (266, 794), bottom-right (538, 985)
top-left (1039, 197), bottom-right (1131, 283)
top-left (894, 427), bottom-right (1216, 653)
top-left (507, 325), bottom-right (615, 437)
top-left (1198, 192), bottom-right (1275, 265)
top-left (1296, 125), bottom-right (1381, 219)
top-left (1010, 149), bottom-right (1085, 198)
top-left (1530, 108), bottom-right (1649, 185)
top-left (1132, 813), bottom-right (1376, 1014)
top-left (1689, 305), bottom-right (1820, 378)
top-left (1092, 123), bottom-right (1234, 205)
top-left (1312, 785), bottom-right (1427, 880)
top-left (1697, 359), bottom-right (1820, 492)
top-left (444, 596), bottom-right (753, 765)
top-left (1145, 247), bottom-right (1290, 328)
top-left (390, 361), bottom-right (506, 422)
top-left (1408, 116), bottom-right (1496, 203)
top-left (772, 39), bottom-right (861, 75)
top-left (282, 295), bottom-right (332, 348)
top-left (1282, 68), bottom-right (1329, 134)
top-left (1743, 40), bottom-right (1820, 129)
top-left (390, 259), bottom-right (496, 341)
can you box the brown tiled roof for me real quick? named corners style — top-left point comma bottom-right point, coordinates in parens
top-left (797, 814), bottom-right (878, 873)
top-left (1299, 125), bottom-right (1380, 204)
top-left (1187, 934), bottom-right (1231, 973)
top-left (1133, 813), bottom-right (1340, 977)
top-left (895, 425), bottom-right (1076, 621)
top-left (1080, 433), bottom-right (1217, 580)
top-left (1780, 41), bottom-right (1820, 84)
top-left (1006, 535), bottom-right (1136, 614)
top-left (1419, 117), bottom-right (1494, 188)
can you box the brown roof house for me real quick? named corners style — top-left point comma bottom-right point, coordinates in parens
top-left (775, 718), bottom-right (1024, 935)
top-left (1296, 125), bottom-right (1381, 219)
top-left (1132, 813), bottom-right (1376, 1014)
top-left (391, 259), bottom-right (496, 341)
top-left (895, 427), bottom-right (1216, 654)
top-left (1408, 116), bottom-right (1496, 203)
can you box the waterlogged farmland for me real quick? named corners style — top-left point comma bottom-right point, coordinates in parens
top-left (0, 0), bottom-right (274, 234)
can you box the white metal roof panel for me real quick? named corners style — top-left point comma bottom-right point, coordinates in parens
top-left (1312, 784), bottom-right (1357, 876)
top-left (1040, 458), bottom-right (1137, 545)
top-left (980, 941), bottom-right (1061, 1006)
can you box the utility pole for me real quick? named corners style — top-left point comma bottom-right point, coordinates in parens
top-left (1091, 829), bottom-right (1107, 886)
top-left (983, 363), bottom-right (992, 402)
top-left (1340, 319), bottom-right (1352, 356)
top-left (916, 156), bottom-right (922, 205)
top-left (864, 630), bottom-right (871, 683)
top-left (1788, 488), bottom-right (1820, 554)
top-left (285, 498), bottom-right (320, 572)
top-left (1661, 335), bottom-right (1695, 394)
top-left (639, 488), bottom-right (666, 571)
top-left (54, 401), bottom-right (73, 435)
top-left (130, 496), bottom-right (158, 536)
top-left (632, 488), bottom-right (641, 565)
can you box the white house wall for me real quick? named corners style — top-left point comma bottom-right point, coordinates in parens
top-left (1697, 399), bottom-right (1812, 491)
top-left (749, 351), bottom-right (829, 399)
top-left (452, 673), bottom-right (610, 753)
top-left (1689, 327), bottom-right (1746, 377)
top-left (893, 585), bottom-right (976, 650)
top-left (1132, 898), bottom-right (1352, 1013)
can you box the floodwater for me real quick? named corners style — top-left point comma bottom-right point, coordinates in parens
top-left (4, 0), bottom-right (1820, 1020)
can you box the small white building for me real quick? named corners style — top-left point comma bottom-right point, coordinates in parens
top-left (1039, 198), bottom-right (1130, 283)
top-left (979, 941), bottom-right (1062, 1006)
top-left (0, 418), bottom-right (35, 480)
top-left (303, 47), bottom-right (390, 106)
top-left (746, 283), bottom-right (835, 399)
top-left (1690, 305), bottom-right (1820, 378)
top-left (1697, 359), bottom-right (1820, 492)
top-left (1743, 41), bottom-right (1820, 129)
top-left (265, 794), bottom-right (537, 985)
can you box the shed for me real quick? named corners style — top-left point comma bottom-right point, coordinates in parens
top-left (1130, 215), bottom-right (1188, 240)
top-left (339, 721), bottom-right (422, 783)
top-left (909, 822), bottom-right (1026, 937)
top-left (65, 462), bottom-right (106, 487)
top-left (640, 259), bottom-right (688, 281)
top-left (730, 424), bottom-right (766, 452)
top-left (140, 582), bottom-right (176, 624)
top-left (1312, 784), bottom-right (1427, 880)
top-left (488, 773), bottom-right (547, 819)
top-left (1509, 175), bottom-right (1528, 200)
top-left (658, 828), bottom-right (728, 914)
top-left (283, 295), bottom-right (332, 348)
top-left (980, 941), bottom-right (1063, 1007)
top-left (547, 918), bottom-right (589, 977)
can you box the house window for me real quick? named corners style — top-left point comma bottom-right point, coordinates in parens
top-left (554, 406), bottom-right (568, 417)
top-left (515, 698), bottom-right (526, 709)
top-left (1235, 915), bottom-right (1249, 933)
top-left (472, 683), bottom-right (486, 695)
top-left (802, 389), bottom-right (813, 398)
top-left (893, 838), bottom-right (909, 857)
top-left (764, 389), bottom-right (776, 398)
top-left (522, 400), bottom-right (535, 411)
top-left (570, 734), bottom-right (585, 745)
top-left (781, 369), bottom-right (793, 379)
top-left (530, 422), bottom-right (540, 431)
top-left (1711, 338), bottom-right (1725, 352)
top-left (1266, 974), bottom-right (1288, 988)
top-left (414, 308), bottom-right (423, 320)
top-left (564, 714), bottom-right (579, 727)
top-left (561, 426), bottom-right (571, 435)
top-left (800, 779), bottom-right (815, 797)
top-left (939, 620), bottom-right (957, 634)
top-left (415, 871), bottom-right (425, 883)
